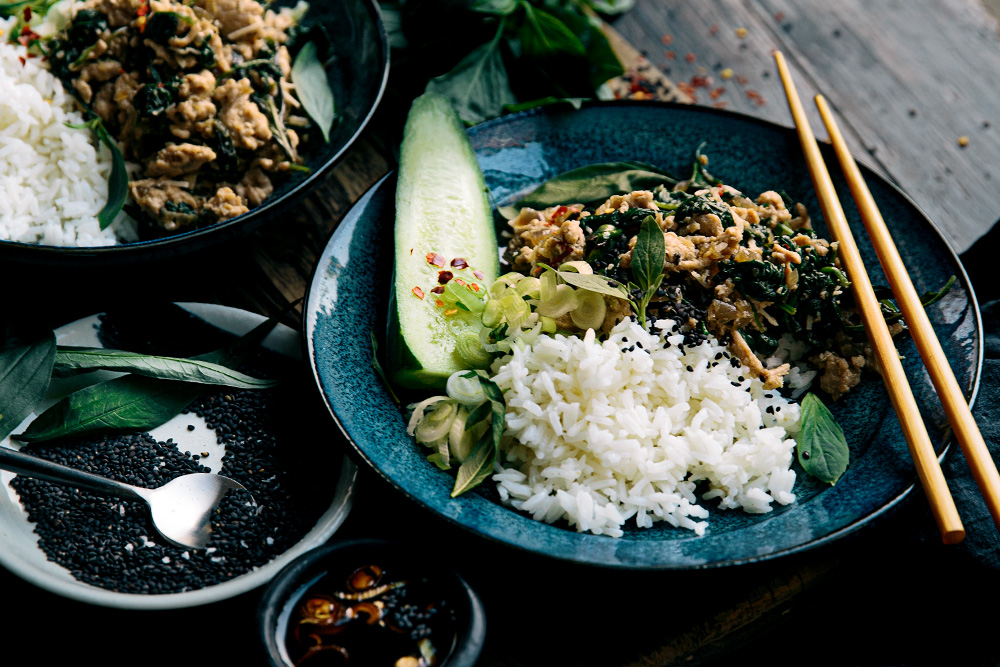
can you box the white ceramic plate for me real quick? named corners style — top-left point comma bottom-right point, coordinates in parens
top-left (0, 302), bottom-right (357, 609)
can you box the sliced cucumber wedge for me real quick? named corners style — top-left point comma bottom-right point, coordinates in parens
top-left (387, 93), bottom-right (498, 390)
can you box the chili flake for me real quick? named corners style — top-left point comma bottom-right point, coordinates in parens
top-left (710, 86), bottom-right (725, 99)
top-left (430, 285), bottom-right (445, 294)
top-left (473, 270), bottom-right (485, 280)
top-left (451, 257), bottom-right (468, 269)
top-left (18, 56), bottom-right (25, 67)
top-left (437, 271), bottom-right (453, 284)
top-left (443, 309), bottom-right (458, 317)
top-left (685, 52), bottom-right (696, 63)
top-left (661, 34), bottom-right (673, 45)
top-left (469, 283), bottom-right (481, 292)
top-left (23, 6), bottom-right (31, 20)
top-left (454, 278), bottom-right (467, 287)
top-left (709, 24), bottom-right (719, 36)
top-left (426, 252), bottom-right (445, 267)
top-left (412, 286), bottom-right (425, 299)
top-left (435, 299), bottom-right (445, 307)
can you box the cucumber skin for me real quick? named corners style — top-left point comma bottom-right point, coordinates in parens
top-left (388, 93), bottom-right (498, 390)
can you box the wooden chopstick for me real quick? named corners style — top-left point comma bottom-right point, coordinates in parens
top-left (774, 51), bottom-right (965, 544)
top-left (815, 94), bottom-right (1000, 533)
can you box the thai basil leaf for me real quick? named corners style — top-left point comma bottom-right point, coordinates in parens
top-left (549, 5), bottom-right (623, 89)
top-left (499, 161), bottom-right (678, 218)
top-left (0, 330), bottom-right (56, 441)
top-left (17, 312), bottom-right (283, 444)
top-left (425, 21), bottom-right (515, 125)
top-left (519, 3), bottom-right (585, 59)
top-left (93, 121), bottom-right (128, 230)
top-left (797, 392), bottom-right (849, 484)
top-left (554, 269), bottom-right (631, 302)
top-left (292, 41), bottom-right (336, 142)
top-left (52, 347), bottom-right (278, 389)
top-left (631, 215), bottom-right (665, 292)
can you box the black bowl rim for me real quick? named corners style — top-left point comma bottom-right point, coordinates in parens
top-left (257, 538), bottom-right (487, 667)
top-left (0, 0), bottom-right (390, 266)
top-left (303, 99), bottom-right (984, 570)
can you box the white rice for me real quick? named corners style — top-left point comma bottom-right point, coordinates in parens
top-left (490, 317), bottom-right (801, 537)
top-left (0, 16), bottom-right (135, 246)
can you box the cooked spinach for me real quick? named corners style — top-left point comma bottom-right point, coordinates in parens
top-left (144, 12), bottom-right (179, 44)
top-left (673, 192), bottom-right (735, 227)
top-left (134, 82), bottom-right (176, 118)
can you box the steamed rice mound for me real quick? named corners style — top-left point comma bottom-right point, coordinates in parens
top-left (490, 317), bottom-right (801, 537)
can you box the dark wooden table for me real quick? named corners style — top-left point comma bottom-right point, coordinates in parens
top-left (5, 1), bottom-right (1000, 665)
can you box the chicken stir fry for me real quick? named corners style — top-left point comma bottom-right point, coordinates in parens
top-left (46, 0), bottom-right (312, 233)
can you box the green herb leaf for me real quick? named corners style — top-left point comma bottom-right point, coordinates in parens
top-left (0, 330), bottom-right (56, 442)
top-left (17, 311), bottom-right (284, 444)
top-left (797, 392), bottom-right (849, 484)
top-left (425, 21), bottom-right (515, 125)
top-left (52, 347), bottom-right (278, 389)
top-left (451, 371), bottom-right (505, 497)
top-left (548, 6), bottom-right (623, 89)
top-left (427, 451), bottom-right (452, 470)
top-left (471, 0), bottom-right (518, 15)
top-left (920, 275), bottom-right (956, 308)
top-left (631, 215), bottom-right (665, 292)
top-left (519, 3), bottom-right (585, 59)
top-left (587, 0), bottom-right (636, 15)
top-left (555, 269), bottom-right (631, 302)
top-left (292, 41), bottom-right (336, 142)
top-left (93, 121), bottom-right (128, 230)
top-left (499, 161), bottom-right (678, 218)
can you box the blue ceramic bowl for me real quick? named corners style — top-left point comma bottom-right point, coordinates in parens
top-left (305, 101), bottom-right (983, 569)
top-left (0, 0), bottom-right (389, 266)
top-left (257, 538), bottom-right (486, 667)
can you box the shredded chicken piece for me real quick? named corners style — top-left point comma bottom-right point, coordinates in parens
top-left (204, 187), bottom-right (249, 220)
top-left (146, 143), bottom-right (218, 178)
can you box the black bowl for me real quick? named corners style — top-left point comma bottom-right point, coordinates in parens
top-left (0, 0), bottom-right (389, 267)
top-left (257, 538), bottom-right (486, 667)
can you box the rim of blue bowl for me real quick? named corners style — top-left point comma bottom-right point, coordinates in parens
top-left (257, 538), bottom-right (487, 667)
top-left (304, 100), bottom-right (984, 569)
top-left (0, 0), bottom-right (390, 267)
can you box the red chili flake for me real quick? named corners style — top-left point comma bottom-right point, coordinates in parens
top-left (443, 309), bottom-right (458, 317)
top-left (690, 75), bottom-right (712, 88)
top-left (425, 252), bottom-right (445, 267)
top-left (137, 2), bottom-right (150, 16)
top-left (18, 26), bottom-right (40, 47)
top-left (712, 101), bottom-right (729, 109)
top-left (661, 34), bottom-right (673, 45)
top-left (473, 270), bottom-right (485, 280)
top-left (450, 258), bottom-right (468, 269)
top-left (736, 75), bottom-right (749, 86)
top-left (746, 90), bottom-right (766, 106)
top-left (23, 6), bottom-right (31, 20)
top-left (709, 24), bottom-right (719, 36)
top-left (412, 286), bottom-right (425, 300)
top-left (552, 205), bottom-right (568, 219)
top-left (435, 299), bottom-right (445, 307)
top-left (664, 50), bottom-right (675, 60)
top-left (430, 286), bottom-right (445, 294)
top-left (409, 248), bottom-right (413, 255)
top-left (710, 87), bottom-right (725, 100)
top-left (677, 81), bottom-right (698, 102)
top-left (437, 271), bottom-right (453, 284)
top-left (18, 56), bottom-right (25, 67)
top-left (454, 278), bottom-right (467, 287)
top-left (774, 11), bottom-right (786, 22)
top-left (469, 283), bottom-right (481, 292)
top-left (685, 52), bottom-right (696, 63)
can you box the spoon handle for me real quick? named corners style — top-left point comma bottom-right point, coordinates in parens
top-left (0, 447), bottom-right (145, 501)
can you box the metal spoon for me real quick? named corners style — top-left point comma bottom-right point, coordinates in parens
top-left (0, 446), bottom-right (252, 549)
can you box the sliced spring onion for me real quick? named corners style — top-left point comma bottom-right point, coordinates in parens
top-left (490, 274), bottom-right (522, 299)
top-left (443, 281), bottom-right (485, 314)
top-left (455, 329), bottom-right (491, 368)
top-left (415, 400), bottom-right (459, 442)
top-left (500, 292), bottom-right (532, 329)
top-left (535, 284), bottom-right (580, 318)
top-left (479, 325), bottom-right (500, 352)
top-left (446, 370), bottom-right (488, 406)
top-left (570, 290), bottom-right (607, 330)
top-left (515, 276), bottom-right (541, 299)
top-left (540, 268), bottom-right (559, 302)
top-left (406, 396), bottom-right (449, 436)
top-left (558, 261), bottom-right (593, 274)
top-left (540, 316), bottom-right (557, 334)
top-left (481, 298), bottom-right (504, 327)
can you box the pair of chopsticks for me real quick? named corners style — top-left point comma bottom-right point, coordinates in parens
top-left (774, 51), bottom-right (1000, 544)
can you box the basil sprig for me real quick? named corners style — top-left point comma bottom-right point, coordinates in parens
top-left (65, 118), bottom-right (128, 229)
top-left (14, 314), bottom-right (282, 444)
top-left (797, 392), bottom-right (849, 484)
top-left (451, 371), bottom-right (506, 497)
top-left (627, 215), bottom-right (665, 327)
top-left (292, 41), bottom-right (336, 142)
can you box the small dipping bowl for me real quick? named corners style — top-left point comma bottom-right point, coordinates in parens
top-left (258, 538), bottom-right (486, 667)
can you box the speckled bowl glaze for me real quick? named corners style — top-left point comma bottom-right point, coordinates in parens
top-left (305, 102), bottom-right (982, 569)
top-left (0, 0), bottom-right (389, 266)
